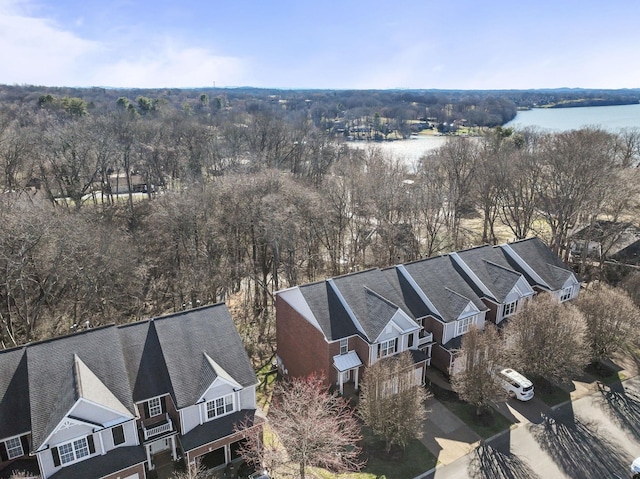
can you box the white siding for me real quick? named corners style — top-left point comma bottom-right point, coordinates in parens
top-left (239, 386), bottom-right (257, 410)
top-left (71, 400), bottom-right (130, 426)
top-left (99, 420), bottom-right (138, 451)
top-left (181, 404), bottom-right (201, 435)
top-left (47, 421), bottom-right (94, 445)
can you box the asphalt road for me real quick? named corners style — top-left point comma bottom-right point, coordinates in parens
top-left (424, 376), bottom-right (640, 479)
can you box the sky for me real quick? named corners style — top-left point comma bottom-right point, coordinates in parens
top-left (1, 0), bottom-right (639, 90)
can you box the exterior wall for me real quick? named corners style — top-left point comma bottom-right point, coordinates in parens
top-left (102, 462), bottom-right (146, 479)
top-left (186, 427), bottom-right (259, 465)
top-left (239, 386), bottom-right (257, 411)
top-left (483, 299), bottom-right (499, 323)
top-left (180, 404), bottom-right (201, 436)
top-left (179, 382), bottom-right (240, 436)
top-left (431, 344), bottom-right (453, 375)
top-left (46, 422), bottom-right (94, 446)
top-left (424, 316), bottom-right (444, 344)
top-left (98, 421), bottom-right (138, 451)
top-left (136, 393), bottom-right (179, 432)
top-left (276, 295), bottom-right (331, 387)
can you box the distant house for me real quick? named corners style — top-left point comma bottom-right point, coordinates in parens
top-left (276, 237), bottom-right (579, 379)
top-left (0, 304), bottom-right (259, 479)
top-left (569, 221), bottom-right (640, 262)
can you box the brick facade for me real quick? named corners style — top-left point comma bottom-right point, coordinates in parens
top-left (275, 296), bottom-right (332, 387)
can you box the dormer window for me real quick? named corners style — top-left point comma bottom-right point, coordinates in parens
top-left (4, 437), bottom-right (24, 460)
top-left (502, 301), bottom-right (517, 318)
top-left (52, 435), bottom-right (95, 466)
top-left (456, 316), bottom-right (474, 336)
top-left (560, 287), bottom-right (572, 302)
top-left (378, 338), bottom-right (398, 358)
top-left (206, 394), bottom-right (234, 420)
top-left (340, 338), bottom-right (348, 355)
top-left (145, 396), bottom-right (164, 418)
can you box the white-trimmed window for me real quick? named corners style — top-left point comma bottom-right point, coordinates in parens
top-left (456, 316), bottom-right (474, 336)
top-left (206, 394), bottom-right (234, 420)
top-left (560, 287), bottom-right (572, 302)
top-left (378, 338), bottom-right (398, 358)
top-left (5, 437), bottom-right (23, 459)
top-left (148, 397), bottom-right (162, 417)
top-left (502, 301), bottom-right (517, 318)
top-left (340, 338), bottom-right (348, 355)
top-left (58, 438), bottom-right (89, 465)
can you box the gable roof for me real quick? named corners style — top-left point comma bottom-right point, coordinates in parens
top-left (397, 255), bottom-right (487, 322)
top-left (454, 245), bottom-right (525, 302)
top-left (503, 237), bottom-right (577, 290)
top-left (0, 303), bottom-right (256, 450)
top-left (298, 268), bottom-right (415, 342)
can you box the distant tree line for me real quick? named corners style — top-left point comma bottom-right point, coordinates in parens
top-left (1, 88), bottom-right (639, 367)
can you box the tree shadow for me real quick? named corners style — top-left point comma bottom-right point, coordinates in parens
top-left (531, 409), bottom-right (629, 479)
top-left (467, 442), bottom-right (540, 479)
top-left (597, 380), bottom-right (640, 439)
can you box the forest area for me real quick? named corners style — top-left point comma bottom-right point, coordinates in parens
top-left (1, 85), bottom-right (640, 370)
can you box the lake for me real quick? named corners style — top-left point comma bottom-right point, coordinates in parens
top-left (504, 103), bottom-right (640, 132)
top-left (348, 103), bottom-right (640, 169)
top-left (347, 135), bottom-right (448, 168)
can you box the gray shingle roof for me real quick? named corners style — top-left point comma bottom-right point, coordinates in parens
top-left (181, 409), bottom-right (257, 452)
top-left (49, 446), bottom-right (146, 479)
top-left (0, 348), bottom-right (30, 440)
top-left (455, 245), bottom-right (523, 301)
top-left (506, 238), bottom-right (575, 290)
top-left (299, 269), bottom-right (415, 342)
top-left (27, 326), bottom-right (135, 450)
top-left (401, 255), bottom-right (487, 322)
top-left (0, 302), bottom-right (256, 452)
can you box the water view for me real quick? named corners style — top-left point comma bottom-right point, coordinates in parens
top-left (347, 135), bottom-right (448, 168)
top-left (504, 103), bottom-right (640, 132)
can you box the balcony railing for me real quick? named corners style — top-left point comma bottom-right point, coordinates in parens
top-left (143, 413), bottom-right (173, 440)
top-left (418, 331), bottom-right (433, 345)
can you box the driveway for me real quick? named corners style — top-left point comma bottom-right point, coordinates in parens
top-left (422, 376), bottom-right (640, 478)
top-left (420, 397), bottom-right (482, 466)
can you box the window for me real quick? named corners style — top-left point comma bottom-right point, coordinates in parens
top-left (418, 318), bottom-right (428, 338)
top-left (206, 394), bottom-right (234, 420)
top-left (378, 338), bottom-right (398, 358)
top-left (560, 287), bottom-right (572, 302)
top-left (456, 316), bottom-right (474, 336)
top-left (502, 301), bottom-right (517, 318)
top-left (339, 338), bottom-right (348, 355)
top-left (5, 437), bottom-right (23, 460)
top-left (148, 397), bottom-right (162, 417)
top-left (58, 437), bottom-right (90, 465)
top-left (408, 333), bottom-right (414, 348)
top-left (112, 425), bottom-right (125, 446)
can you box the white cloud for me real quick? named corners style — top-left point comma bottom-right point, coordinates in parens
top-left (0, 1), bottom-right (100, 85)
top-left (89, 43), bottom-right (249, 88)
top-left (0, 1), bottom-right (248, 88)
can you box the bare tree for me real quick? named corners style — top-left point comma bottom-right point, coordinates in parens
top-left (234, 416), bottom-right (287, 478)
top-left (575, 283), bottom-right (640, 364)
top-left (451, 324), bottom-right (507, 415)
top-left (358, 351), bottom-right (429, 452)
top-left (503, 294), bottom-right (589, 383)
top-left (172, 459), bottom-right (208, 479)
top-left (267, 374), bottom-right (364, 479)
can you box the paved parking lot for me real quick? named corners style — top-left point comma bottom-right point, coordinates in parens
top-left (423, 376), bottom-right (640, 479)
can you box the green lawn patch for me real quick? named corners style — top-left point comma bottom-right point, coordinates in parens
top-left (430, 384), bottom-right (513, 438)
top-left (308, 427), bottom-right (436, 479)
top-left (534, 377), bottom-right (571, 406)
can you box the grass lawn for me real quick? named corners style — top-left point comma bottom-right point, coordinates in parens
top-left (308, 428), bottom-right (437, 479)
top-left (533, 377), bottom-right (571, 406)
top-left (430, 385), bottom-right (513, 438)
top-left (585, 362), bottom-right (626, 385)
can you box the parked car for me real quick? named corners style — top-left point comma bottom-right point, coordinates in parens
top-left (498, 368), bottom-right (534, 401)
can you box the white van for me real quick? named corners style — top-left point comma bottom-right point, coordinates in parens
top-left (498, 368), bottom-right (534, 401)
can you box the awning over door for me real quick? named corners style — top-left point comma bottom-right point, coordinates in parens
top-left (333, 351), bottom-right (363, 372)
